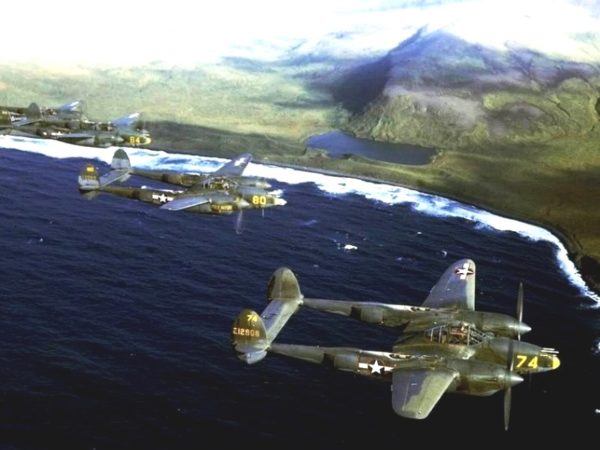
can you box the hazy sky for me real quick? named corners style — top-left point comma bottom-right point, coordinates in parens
top-left (2, 0), bottom-right (599, 66)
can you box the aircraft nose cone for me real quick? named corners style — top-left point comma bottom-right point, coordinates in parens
top-left (508, 372), bottom-right (524, 387)
top-left (551, 355), bottom-right (560, 370)
top-left (517, 322), bottom-right (532, 335)
top-left (239, 199), bottom-right (250, 208)
top-left (274, 197), bottom-right (287, 206)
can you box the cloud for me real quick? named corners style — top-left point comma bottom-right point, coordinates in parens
top-left (1, 0), bottom-right (599, 66)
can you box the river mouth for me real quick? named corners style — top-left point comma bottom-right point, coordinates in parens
top-left (305, 131), bottom-right (437, 165)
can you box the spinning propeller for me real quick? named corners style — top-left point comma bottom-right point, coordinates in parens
top-left (517, 282), bottom-right (524, 340)
top-left (504, 339), bottom-right (516, 431)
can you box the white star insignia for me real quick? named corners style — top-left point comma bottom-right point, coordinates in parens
top-left (454, 262), bottom-right (474, 280)
top-left (369, 360), bottom-right (383, 374)
top-left (152, 193), bottom-right (173, 204)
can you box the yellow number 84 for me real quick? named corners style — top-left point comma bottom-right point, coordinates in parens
top-left (252, 195), bottom-right (267, 206)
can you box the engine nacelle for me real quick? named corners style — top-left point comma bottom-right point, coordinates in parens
top-left (359, 307), bottom-right (384, 324)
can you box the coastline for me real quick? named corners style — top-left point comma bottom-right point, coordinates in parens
top-left (247, 156), bottom-right (600, 302)
top-left (7, 120), bottom-right (599, 301)
top-left (145, 121), bottom-right (600, 301)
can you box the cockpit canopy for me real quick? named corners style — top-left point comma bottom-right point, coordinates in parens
top-left (424, 323), bottom-right (490, 346)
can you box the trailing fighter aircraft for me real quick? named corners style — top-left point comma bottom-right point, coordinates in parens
top-left (78, 157), bottom-right (286, 215)
top-left (4, 112), bottom-right (151, 148)
top-left (0, 101), bottom-right (151, 148)
top-left (0, 100), bottom-right (84, 124)
top-left (231, 261), bottom-right (560, 429)
top-left (107, 148), bottom-right (270, 190)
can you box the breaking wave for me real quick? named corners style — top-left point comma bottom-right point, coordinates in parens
top-left (2, 136), bottom-right (598, 305)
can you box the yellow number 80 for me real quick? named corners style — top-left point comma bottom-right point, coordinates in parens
top-left (252, 195), bottom-right (267, 205)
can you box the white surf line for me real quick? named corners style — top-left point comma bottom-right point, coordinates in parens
top-left (2, 136), bottom-right (598, 305)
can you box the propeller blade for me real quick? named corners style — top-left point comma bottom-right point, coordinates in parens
top-left (517, 282), bottom-right (524, 340)
top-left (504, 338), bottom-right (514, 431)
top-left (504, 385), bottom-right (512, 431)
top-left (507, 338), bottom-right (514, 372)
top-left (235, 209), bottom-right (244, 235)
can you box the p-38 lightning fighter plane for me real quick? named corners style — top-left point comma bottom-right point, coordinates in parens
top-left (78, 155), bottom-right (286, 215)
top-left (231, 261), bottom-right (560, 429)
top-left (3, 109), bottom-right (151, 148)
top-left (107, 148), bottom-right (270, 190)
top-left (0, 100), bottom-right (85, 125)
top-left (103, 149), bottom-right (277, 209)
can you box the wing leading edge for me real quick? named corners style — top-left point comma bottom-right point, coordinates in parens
top-left (213, 153), bottom-right (252, 176)
top-left (160, 195), bottom-right (210, 211)
top-left (391, 368), bottom-right (458, 419)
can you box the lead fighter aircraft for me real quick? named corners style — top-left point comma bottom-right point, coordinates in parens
top-left (231, 260), bottom-right (560, 430)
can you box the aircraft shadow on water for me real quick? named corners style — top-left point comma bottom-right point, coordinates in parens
top-left (232, 259), bottom-right (560, 430)
top-left (0, 100), bottom-right (151, 148)
top-left (78, 150), bottom-right (286, 230)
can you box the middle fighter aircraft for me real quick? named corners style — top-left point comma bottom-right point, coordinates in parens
top-left (231, 260), bottom-right (560, 430)
top-left (78, 151), bottom-right (286, 216)
top-left (108, 148), bottom-right (271, 190)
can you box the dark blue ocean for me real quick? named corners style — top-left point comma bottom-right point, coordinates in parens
top-left (0, 144), bottom-right (598, 448)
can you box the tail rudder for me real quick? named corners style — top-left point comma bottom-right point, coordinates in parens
top-left (232, 309), bottom-right (269, 364)
top-left (232, 268), bottom-right (303, 365)
top-left (267, 267), bottom-right (303, 302)
top-left (26, 102), bottom-right (41, 119)
top-left (111, 148), bottom-right (132, 171)
top-left (0, 110), bottom-right (12, 127)
top-left (78, 164), bottom-right (101, 191)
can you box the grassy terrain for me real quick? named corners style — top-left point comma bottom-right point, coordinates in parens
top-left (1, 55), bottom-right (599, 293)
top-left (0, 62), bottom-right (344, 141)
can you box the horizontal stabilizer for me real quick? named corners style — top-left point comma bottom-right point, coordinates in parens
top-left (160, 195), bottom-right (210, 211)
top-left (99, 169), bottom-right (130, 187)
top-left (232, 309), bottom-right (268, 364)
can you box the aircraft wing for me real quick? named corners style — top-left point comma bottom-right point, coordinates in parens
top-left (213, 153), bottom-right (252, 176)
top-left (55, 132), bottom-right (92, 141)
top-left (391, 368), bottom-right (458, 419)
top-left (112, 112), bottom-right (141, 128)
top-left (57, 100), bottom-right (84, 114)
top-left (422, 259), bottom-right (476, 310)
top-left (12, 118), bottom-right (41, 127)
top-left (160, 195), bottom-right (210, 211)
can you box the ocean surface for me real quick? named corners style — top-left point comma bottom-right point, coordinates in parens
top-left (0, 137), bottom-right (598, 448)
